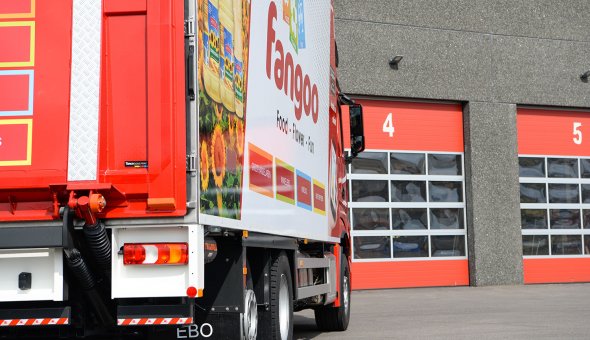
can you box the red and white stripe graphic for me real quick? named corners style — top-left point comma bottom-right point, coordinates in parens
top-left (0, 318), bottom-right (69, 326)
top-left (117, 317), bottom-right (193, 326)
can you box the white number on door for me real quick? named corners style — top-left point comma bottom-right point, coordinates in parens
top-left (573, 122), bottom-right (583, 145)
top-left (383, 113), bottom-right (395, 138)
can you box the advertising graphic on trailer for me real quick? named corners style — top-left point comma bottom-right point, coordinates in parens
top-left (198, 0), bottom-right (251, 220)
top-left (198, 0), bottom-right (334, 242)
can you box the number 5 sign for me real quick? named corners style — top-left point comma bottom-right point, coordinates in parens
top-left (573, 122), bottom-right (582, 145)
top-left (518, 108), bottom-right (589, 156)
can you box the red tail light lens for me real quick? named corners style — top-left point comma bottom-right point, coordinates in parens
top-left (123, 243), bottom-right (188, 265)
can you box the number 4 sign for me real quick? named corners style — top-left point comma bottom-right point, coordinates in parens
top-left (383, 112), bottom-right (395, 138)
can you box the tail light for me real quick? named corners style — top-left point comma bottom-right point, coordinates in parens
top-left (123, 243), bottom-right (188, 265)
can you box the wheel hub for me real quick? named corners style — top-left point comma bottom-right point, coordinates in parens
top-left (343, 274), bottom-right (350, 318)
top-left (279, 274), bottom-right (290, 340)
top-left (242, 289), bottom-right (258, 340)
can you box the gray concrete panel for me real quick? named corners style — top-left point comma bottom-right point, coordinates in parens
top-left (336, 20), bottom-right (590, 107)
top-left (492, 36), bottom-right (590, 107)
top-left (463, 102), bottom-right (523, 286)
top-left (335, 0), bottom-right (490, 35)
top-left (336, 0), bottom-right (590, 42)
top-left (488, 0), bottom-right (590, 42)
top-left (335, 20), bottom-right (493, 102)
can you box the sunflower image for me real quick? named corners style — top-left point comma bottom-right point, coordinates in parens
top-left (211, 125), bottom-right (226, 187)
top-left (236, 119), bottom-right (245, 156)
top-left (200, 140), bottom-right (210, 191)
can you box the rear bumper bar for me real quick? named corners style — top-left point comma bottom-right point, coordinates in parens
top-left (0, 307), bottom-right (70, 327)
top-left (117, 304), bottom-right (193, 326)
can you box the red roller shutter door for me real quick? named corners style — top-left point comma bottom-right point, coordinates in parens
top-left (517, 108), bottom-right (590, 284)
top-left (345, 100), bottom-right (469, 290)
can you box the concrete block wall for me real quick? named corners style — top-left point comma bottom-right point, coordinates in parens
top-left (335, 0), bottom-right (590, 285)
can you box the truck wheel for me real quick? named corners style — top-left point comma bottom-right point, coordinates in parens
top-left (268, 251), bottom-right (293, 340)
top-left (314, 253), bottom-right (351, 331)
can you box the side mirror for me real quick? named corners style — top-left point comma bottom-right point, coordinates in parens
top-left (347, 104), bottom-right (365, 162)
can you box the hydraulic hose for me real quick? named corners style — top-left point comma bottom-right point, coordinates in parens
top-left (83, 222), bottom-right (111, 273)
top-left (64, 248), bottom-right (95, 290)
top-left (64, 248), bottom-right (114, 326)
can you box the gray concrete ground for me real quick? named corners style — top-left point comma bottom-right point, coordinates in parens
top-left (294, 284), bottom-right (590, 339)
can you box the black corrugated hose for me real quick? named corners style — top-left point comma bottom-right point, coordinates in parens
top-left (83, 221), bottom-right (111, 274)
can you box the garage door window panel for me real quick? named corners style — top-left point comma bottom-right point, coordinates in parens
top-left (550, 209), bottom-right (581, 229)
top-left (352, 152), bottom-right (388, 174)
top-left (391, 181), bottom-right (426, 202)
top-left (548, 184), bottom-right (580, 204)
top-left (352, 180), bottom-right (388, 202)
top-left (391, 208), bottom-right (427, 230)
top-left (390, 153), bottom-right (425, 175)
top-left (551, 235), bottom-right (583, 255)
top-left (521, 209), bottom-right (548, 229)
top-left (393, 236), bottom-right (428, 258)
top-left (429, 181), bottom-right (463, 202)
top-left (428, 154), bottom-right (462, 176)
top-left (354, 236), bottom-right (391, 259)
top-left (353, 208), bottom-right (390, 231)
top-left (431, 236), bottom-right (465, 257)
top-left (522, 235), bottom-right (549, 256)
top-left (519, 157), bottom-right (545, 177)
top-left (520, 183), bottom-right (547, 203)
top-left (547, 158), bottom-right (578, 178)
top-left (430, 208), bottom-right (464, 229)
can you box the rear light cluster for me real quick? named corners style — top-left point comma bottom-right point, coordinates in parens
top-left (123, 243), bottom-right (188, 265)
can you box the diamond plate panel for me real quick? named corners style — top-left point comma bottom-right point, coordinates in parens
top-left (67, 0), bottom-right (102, 181)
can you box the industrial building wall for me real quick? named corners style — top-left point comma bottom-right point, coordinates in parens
top-left (335, 0), bottom-right (590, 287)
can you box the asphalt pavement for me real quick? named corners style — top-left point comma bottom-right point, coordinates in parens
top-left (293, 283), bottom-right (590, 340)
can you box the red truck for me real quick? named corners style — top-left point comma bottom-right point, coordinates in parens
top-left (0, 0), bottom-right (364, 339)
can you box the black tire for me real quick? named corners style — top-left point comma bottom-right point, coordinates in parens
top-left (265, 251), bottom-right (293, 340)
top-left (314, 251), bottom-right (351, 331)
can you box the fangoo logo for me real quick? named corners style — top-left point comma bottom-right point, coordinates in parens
top-left (266, 1), bottom-right (319, 124)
